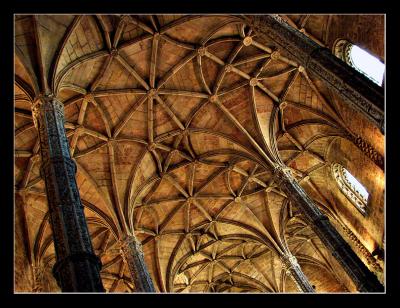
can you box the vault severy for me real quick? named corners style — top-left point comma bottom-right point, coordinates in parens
top-left (14, 14), bottom-right (384, 293)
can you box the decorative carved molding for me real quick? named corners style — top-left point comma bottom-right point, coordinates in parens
top-left (272, 164), bottom-right (294, 186)
top-left (333, 39), bottom-right (352, 63)
top-left (280, 253), bottom-right (315, 293)
top-left (333, 39), bottom-right (383, 86)
top-left (15, 15), bottom-right (384, 294)
top-left (273, 164), bottom-right (383, 292)
top-left (243, 15), bottom-right (384, 133)
top-left (340, 225), bottom-right (383, 274)
top-left (331, 163), bottom-right (368, 215)
top-left (32, 264), bottom-right (44, 292)
top-left (347, 133), bottom-right (384, 170)
top-left (33, 95), bottom-right (104, 292)
top-left (119, 234), bottom-right (156, 292)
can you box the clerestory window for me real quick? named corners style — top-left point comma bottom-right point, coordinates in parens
top-left (333, 39), bottom-right (385, 86)
top-left (331, 163), bottom-right (369, 215)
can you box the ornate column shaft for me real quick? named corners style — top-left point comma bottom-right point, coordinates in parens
top-left (340, 224), bottom-right (383, 275)
top-left (119, 234), bottom-right (156, 292)
top-left (274, 166), bottom-right (383, 292)
top-left (32, 94), bottom-right (104, 292)
top-left (244, 15), bottom-right (384, 133)
top-left (32, 264), bottom-right (44, 292)
top-left (281, 254), bottom-right (315, 293)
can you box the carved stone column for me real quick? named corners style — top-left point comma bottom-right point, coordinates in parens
top-left (32, 264), bottom-right (44, 292)
top-left (32, 94), bottom-right (104, 292)
top-left (243, 15), bottom-right (384, 133)
top-left (119, 234), bottom-right (156, 292)
top-left (274, 166), bottom-right (383, 292)
top-left (340, 224), bottom-right (383, 275)
top-left (281, 254), bottom-right (315, 293)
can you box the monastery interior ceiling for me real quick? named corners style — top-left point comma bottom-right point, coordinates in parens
top-left (14, 14), bottom-right (385, 293)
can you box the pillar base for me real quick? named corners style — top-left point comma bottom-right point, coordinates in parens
top-left (52, 252), bottom-right (104, 292)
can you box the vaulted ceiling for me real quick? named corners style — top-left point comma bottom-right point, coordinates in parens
top-left (14, 14), bottom-right (385, 293)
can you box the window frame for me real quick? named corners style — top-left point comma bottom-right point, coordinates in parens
top-left (331, 163), bottom-right (369, 216)
top-left (333, 39), bottom-right (384, 86)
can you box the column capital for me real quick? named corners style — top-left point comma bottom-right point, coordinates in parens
top-left (280, 253), bottom-right (315, 292)
top-left (197, 46), bottom-right (207, 57)
top-left (119, 233), bottom-right (143, 254)
top-left (280, 253), bottom-right (300, 273)
top-left (31, 94), bottom-right (63, 129)
top-left (32, 93), bottom-right (59, 108)
top-left (273, 164), bottom-right (294, 185)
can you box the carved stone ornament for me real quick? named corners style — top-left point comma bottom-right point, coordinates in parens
top-left (197, 46), bottom-right (207, 57)
top-left (243, 36), bottom-right (253, 46)
top-left (243, 15), bottom-right (384, 133)
top-left (32, 264), bottom-right (45, 292)
top-left (272, 163), bottom-right (383, 292)
top-left (280, 254), bottom-right (315, 293)
top-left (119, 234), bottom-right (156, 292)
top-left (341, 225), bottom-right (383, 273)
top-left (272, 164), bottom-right (294, 186)
top-left (33, 94), bottom-right (104, 292)
top-left (347, 133), bottom-right (384, 170)
top-left (331, 163), bottom-right (368, 215)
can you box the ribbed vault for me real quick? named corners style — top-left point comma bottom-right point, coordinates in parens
top-left (14, 14), bottom-right (384, 293)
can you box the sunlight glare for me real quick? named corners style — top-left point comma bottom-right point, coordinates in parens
top-left (350, 45), bottom-right (385, 85)
top-left (344, 168), bottom-right (369, 201)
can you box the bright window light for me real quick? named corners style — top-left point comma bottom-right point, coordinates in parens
top-left (343, 168), bottom-right (369, 202)
top-left (349, 45), bottom-right (385, 86)
top-left (331, 163), bottom-right (369, 215)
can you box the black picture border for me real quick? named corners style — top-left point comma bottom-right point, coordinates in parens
top-left (2, 1), bottom-right (398, 306)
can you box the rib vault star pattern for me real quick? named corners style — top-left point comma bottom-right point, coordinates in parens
top-left (14, 15), bottom-right (385, 293)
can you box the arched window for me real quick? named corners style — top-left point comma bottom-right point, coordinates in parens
top-left (331, 163), bottom-right (369, 215)
top-left (333, 39), bottom-right (385, 86)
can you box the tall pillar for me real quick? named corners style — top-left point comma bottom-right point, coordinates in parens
top-left (281, 254), bottom-right (315, 293)
top-left (274, 166), bottom-right (383, 292)
top-left (119, 234), bottom-right (156, 292)
top-left (32, 94), bottom-right (104, 292)
top-left (243, 15), bottom-right (384, 133)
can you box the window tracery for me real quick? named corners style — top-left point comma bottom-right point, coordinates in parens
top-left (333, 39), bottom-right (384, 86)
top-left (331, 163), bottom-right (369, 215)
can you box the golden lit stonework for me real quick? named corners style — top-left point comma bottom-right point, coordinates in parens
top-left (14, 14), bottom-right (384, 293)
